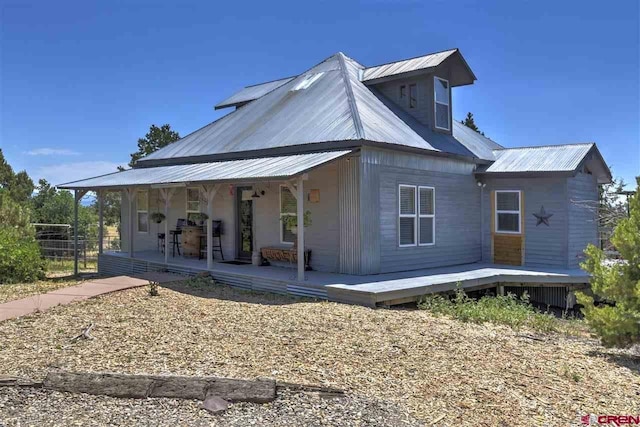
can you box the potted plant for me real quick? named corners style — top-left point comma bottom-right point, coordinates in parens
top-left (190, 212), bottom-right (209, 226)
top-left (282, 210), bottom-right (312, 237)
top-left (150, 212), bottom-right (166, 224)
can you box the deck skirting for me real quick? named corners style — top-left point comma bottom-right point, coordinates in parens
top-left (98, 254), bottom-right (328, 300)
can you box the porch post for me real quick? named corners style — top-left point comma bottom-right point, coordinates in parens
top-left (159, 188), bottom-right (176, 265)
top-left (297, 176), bottom-right (304, 281)
top-left (74, 189), bottom-right (79, 276)
top-left (200, 185), bottom-right (220, 270)
top-left (98, 190), bottom-right (104, 255)
top-left (125, 188), bottom-right (135, 258)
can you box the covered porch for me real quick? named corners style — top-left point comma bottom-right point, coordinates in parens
top-left (99, 250), bottom-right (590, 308)
top-left (59, 151), bottom-right (355, 282)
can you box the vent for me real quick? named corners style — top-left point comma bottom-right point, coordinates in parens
top-left (291, 72), bottom-right (324, 91)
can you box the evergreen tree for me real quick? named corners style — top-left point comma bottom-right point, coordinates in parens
top-left (127, 124), bottom-right (180, 167)
top-left (461, 112), bottom-right (485, 136)
top-left (577, 177), bottom-right (640, 347)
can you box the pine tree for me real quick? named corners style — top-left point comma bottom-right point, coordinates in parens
top-left (461, 112), bottom-right (485, 136)
top-left (577, 177), bottom-right (640, 347)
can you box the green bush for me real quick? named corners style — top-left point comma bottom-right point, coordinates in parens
top-left (577, 178), bottom-right (640, 348)
top-left (418, 289), bottom-right (561, 333)
top-left (0, 226), bottom-right (45, 284)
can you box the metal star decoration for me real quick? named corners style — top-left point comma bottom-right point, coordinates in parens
top-left (533, 205), bottom-right (553, 226)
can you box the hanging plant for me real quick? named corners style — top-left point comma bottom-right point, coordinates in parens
top-left (150, 212), bottom-right (166, 224)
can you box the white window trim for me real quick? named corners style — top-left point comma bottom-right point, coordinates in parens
top-left (279, 184), bottom-right (296, 245)
top-left (418, 186), bottom-right (436, 246)
top-left (495, 190), bottom-right (522, 234)
top-left (186, 187), bottom-right (200, 221)
top-left (136, 190), bottom-right (149, 234)
top-left (434, 76), bottom-right (450, 131)
top-left (398, 184), bottom-right (417, 247)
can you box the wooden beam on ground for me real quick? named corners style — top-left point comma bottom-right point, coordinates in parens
top-left (44, 371), bottom-right (276, 402)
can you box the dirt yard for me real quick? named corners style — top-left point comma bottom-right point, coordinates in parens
top-left (0, 281), bottom-right (638, 426)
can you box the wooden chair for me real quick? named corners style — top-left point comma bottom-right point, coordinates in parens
top-left (171, 218), bottom-right (187, 257)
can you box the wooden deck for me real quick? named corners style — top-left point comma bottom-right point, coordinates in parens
top-left (99, 251), bottom-right (590, 307)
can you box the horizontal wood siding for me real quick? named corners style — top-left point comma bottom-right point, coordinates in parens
top-left (482, 177), bottom-right (568, 268)
top-left (567, 172), bottom-right (598, 268)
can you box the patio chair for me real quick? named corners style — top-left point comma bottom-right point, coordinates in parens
top-left (199, 220), bottom-right (224, 261)
top-left (171, 218), bottom-right (187, 257)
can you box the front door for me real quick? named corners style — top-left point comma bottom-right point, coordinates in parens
top-left (236, 187), bottom-right (253, 260)
top-left (491, 190), bottom-right (524, 266)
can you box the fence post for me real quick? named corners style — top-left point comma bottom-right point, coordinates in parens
top-left (74, 190), bottom-right (79, 276)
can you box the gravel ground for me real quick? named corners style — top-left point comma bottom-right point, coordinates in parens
top-left (0, 281), bottom-right (638, 426)
top-left (0, 387), bottom-right (423, 427)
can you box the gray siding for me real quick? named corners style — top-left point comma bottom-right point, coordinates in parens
top-left (481, 177), bottom-right (569, 268)
top-left (338, 157), bottom-right (362, 274)
top-left (567, 172), bottom-right (598, 268)
top-left (373, 65), bottom-right (453, 132)
top-left (360, 147), bottom-right (480, 274)
top-left (254, 162), bottom-right (340, 273)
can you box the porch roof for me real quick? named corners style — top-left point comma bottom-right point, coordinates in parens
top-left (57, 150), bottom-right (353, 190)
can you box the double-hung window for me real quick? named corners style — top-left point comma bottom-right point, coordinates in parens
top-left (434, 77), bottom-right (450, 130)
top-left (418, 186), bottom-right (435, 245)
top-left (186, 187), bottom-right (200, 224)
top-left (136, 190), bottom-right (149, 233)
top-left (400, 85), bottom-right (407, 103)
top-left (399, 185), bottom-right (436, 246)
top-left (280, 185), bottom-right (297, 244)
top-left (495, 190), bottom-right (521, 234)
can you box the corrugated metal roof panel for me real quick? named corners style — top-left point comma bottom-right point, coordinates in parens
top-left (214, 76), bottom-right (295, 109)
top-left (483, 143), bottom-right (595, 173)
top-left (140, 51), bottom-right (491, 166)
top-left (361, 49), bottom-right (457, 82)
top-left (58, 151), bottom-right (353, 189)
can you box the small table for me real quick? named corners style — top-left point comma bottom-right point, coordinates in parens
top-left (260, 247), bottom-right (312, 270)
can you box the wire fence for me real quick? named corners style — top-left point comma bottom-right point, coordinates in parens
top-left (37, 236), bottom-right (121, 273)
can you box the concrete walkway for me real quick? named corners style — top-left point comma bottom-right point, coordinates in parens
top-left (0, 272), bottom-right (184, 322)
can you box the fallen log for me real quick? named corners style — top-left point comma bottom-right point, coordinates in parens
top-left (44, 371), bottom-right (276, 402)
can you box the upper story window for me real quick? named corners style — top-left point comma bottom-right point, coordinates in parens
top-left (399, 85), bottom-right (406, 102)
top-left (409, 84), bottom-right (417, 109)
top-left (495, 190), bottom-right (521, 234)
top-left (434, 77), bottom-right (450, 130)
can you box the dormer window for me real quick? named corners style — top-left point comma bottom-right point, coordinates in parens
top-left (409, 84), bottom-right (417, 108)
top-left (399, 85), bottom-right (406, 102)
top-left (434, 77), bottom-right (450, 130)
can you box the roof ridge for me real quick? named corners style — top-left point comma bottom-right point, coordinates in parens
top-left (494, 142), bottom-right (595, 151)
top-left (336, 52), bottom-right (365, 140)
top-left (364, 48), bottom-right (458, 69)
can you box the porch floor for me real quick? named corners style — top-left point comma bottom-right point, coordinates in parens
top-left (102, 251), bottom-right (589, 307)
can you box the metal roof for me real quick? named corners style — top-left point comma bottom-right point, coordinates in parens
top-left (57, 151), bottom-right (352, 190)
top-left (140, 52), bottom-right (491, 167)
top-left (362, 49), bottom-right (457, 82)
top-left (214, 76), bottom-right (295, 110)
top-left (361, 48), bottom-right (477, 86)
top-left (477, 143), bottom-right (612, 183)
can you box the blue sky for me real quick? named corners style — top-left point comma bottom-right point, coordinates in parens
top-left (1, 0), bottom-right (638, 188)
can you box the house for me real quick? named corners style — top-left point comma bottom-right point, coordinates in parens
top-left (59, 49), bottom-right (611, 306)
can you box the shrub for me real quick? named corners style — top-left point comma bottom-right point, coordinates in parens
top-left (418, 289), bottom-right (560, 333)
top-left (0, 226), bottom-right (45, 284)
top-left (577, 178), bottom-right (640, 348)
